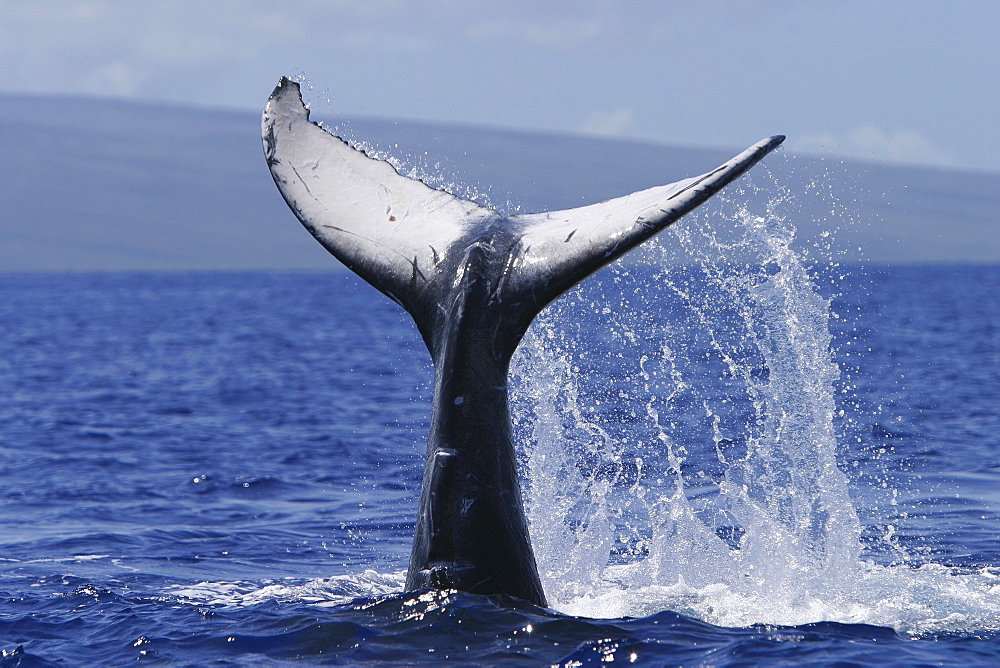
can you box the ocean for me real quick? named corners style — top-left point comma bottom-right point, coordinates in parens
top-left (1, 202), bottom-right (998, 664)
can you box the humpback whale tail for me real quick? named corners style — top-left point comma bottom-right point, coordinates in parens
top-left (262, 77), bottom-right (783, 607)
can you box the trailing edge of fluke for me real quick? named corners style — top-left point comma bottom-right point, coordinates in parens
top-left (263, 76), bottom-right (784, 607)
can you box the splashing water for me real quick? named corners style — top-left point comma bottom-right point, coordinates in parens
top-left (510, 168), bottom-right (1000, 635)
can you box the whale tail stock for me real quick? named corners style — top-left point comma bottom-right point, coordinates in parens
top-left (262, 77), bottom-right (784, 607)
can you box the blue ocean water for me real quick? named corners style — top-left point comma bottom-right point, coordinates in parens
top-left (1, 253), bottom-right (998, 664)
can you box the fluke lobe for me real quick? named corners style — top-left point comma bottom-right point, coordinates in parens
top-left (262, 77), bottom-right (784, 607)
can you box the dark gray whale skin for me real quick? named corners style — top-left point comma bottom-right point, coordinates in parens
top-left (404, 221), bottom-right (553, 606)
top-left (262, 77), bottom-right (784, 607)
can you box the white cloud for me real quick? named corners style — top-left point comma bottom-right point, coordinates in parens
top-left (81, 61), bottom-right (140, 97)
top-left (578, 108), bottom-right (634, 137)
top-left (789, 124), bottom-right (960, 169)
top-left (465, 16), bottom-right (607, 50)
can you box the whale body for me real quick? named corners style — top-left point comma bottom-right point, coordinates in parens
top-left (262, 77), bottom-right (783, 607)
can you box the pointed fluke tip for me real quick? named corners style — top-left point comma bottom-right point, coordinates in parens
top-left (266, 77), bottom-right (307, 110)
top-left (264, 77), bottom-right (310, 125)
top-left (268, 76), bottom-right (300, 101)
top-left (747, 134), bottom-right (785, 161)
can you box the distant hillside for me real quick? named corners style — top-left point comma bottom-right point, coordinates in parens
top-left (1, 93), bottom-right (997, 271)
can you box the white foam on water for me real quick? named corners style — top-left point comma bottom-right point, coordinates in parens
top-left (3, 554), bottom-right (112, 564)
top-left (167, 569), bottom-right (406, 608)
top-left (557, 562), bottom-right (1000, 637)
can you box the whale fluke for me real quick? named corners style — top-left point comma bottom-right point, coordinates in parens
top-left (263, 76), bottom-right (783, 607)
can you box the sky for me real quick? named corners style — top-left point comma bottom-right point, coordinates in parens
top-left (3, 0), bottom-right (998, 173)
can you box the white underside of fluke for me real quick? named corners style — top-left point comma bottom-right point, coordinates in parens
top-left (262, 77), bottom-right (783, 311)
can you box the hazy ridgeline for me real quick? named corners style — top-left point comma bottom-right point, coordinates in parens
top-left (2, 93), bottom-right (997, 273)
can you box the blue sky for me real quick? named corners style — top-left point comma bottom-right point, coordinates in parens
top-left (3, 0), bottom-right (998, 172)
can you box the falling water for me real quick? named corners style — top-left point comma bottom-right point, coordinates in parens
top-left (509, 170), bottom-right (1000, 632)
